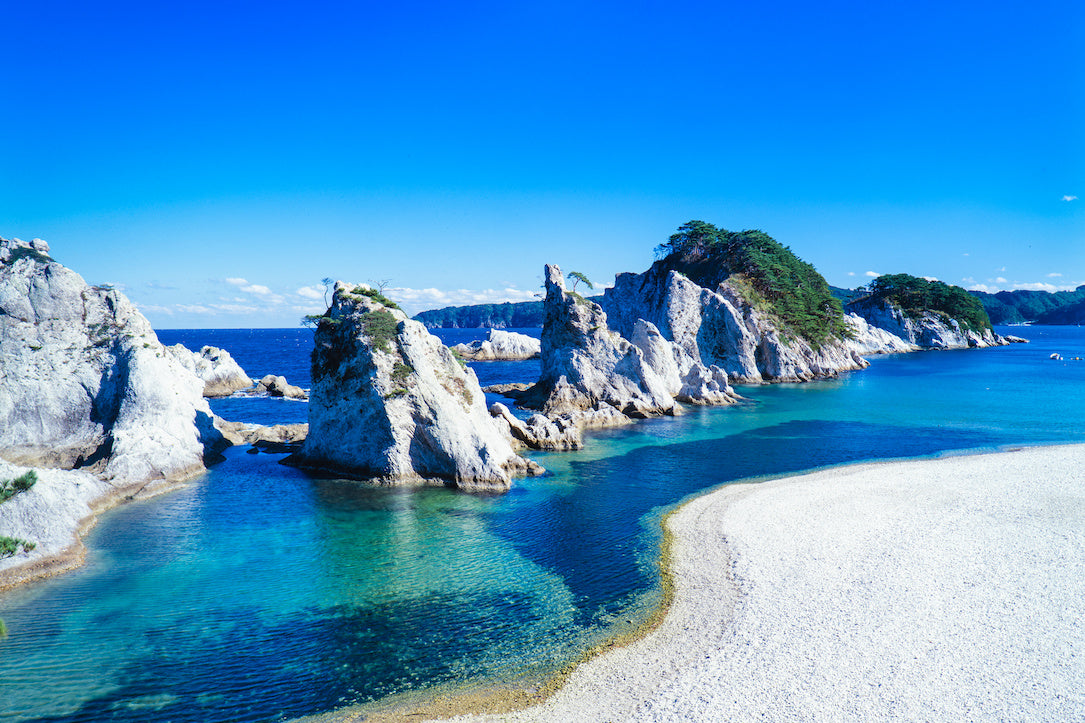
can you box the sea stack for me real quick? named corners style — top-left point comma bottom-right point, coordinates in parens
top-left (295, 282), bottom-right (541, 490)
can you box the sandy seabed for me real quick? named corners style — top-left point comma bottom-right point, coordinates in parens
top-left (433, 444), bottom-right (1085, 722)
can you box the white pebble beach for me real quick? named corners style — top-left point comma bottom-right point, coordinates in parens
top-left (447, 443), bottom-right (1085, 722)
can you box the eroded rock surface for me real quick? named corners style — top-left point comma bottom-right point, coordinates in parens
top-left (522, 265), bottom-right (677, 418)
top-left (847, 297), bottom-right (1007, 349)
top-left (256, 374), bottom-right (308, 400)
top-left (0, 237), bottom-right (225, 585)
top-left (602, 265), bottom-right (871, 383)
top-left (294, 283), bottom-right (541, 489)
top-left (166, 344), bottom-right (253, 397)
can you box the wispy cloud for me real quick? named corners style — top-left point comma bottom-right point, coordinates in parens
top-left (225, 277), bottom-right (248, 286)
top-left (1063, 195), bottom-right (1078, 202)
top-left (864, 271), bottom-right (880, 278)
top-left (994, 277), bottom-right (1008, 284)
top-left (296, 286), bottom-right (324, 300)
top-left (240, 284), bottom-right (273, 296)
top-left (922, 276), bottom-right (939, 282)
top-left (146, 281), bottom-right (177, 290)
top-left (1047, 272), bottom-right (1063, 278)
top-left (387, 286), bottom-right (542, 315)
top-left (967, 283), bottom-right (998, 294)
top-left (847, 271), bottom-right (856, 277)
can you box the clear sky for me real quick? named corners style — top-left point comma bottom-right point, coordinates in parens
top-left (3, 1), bottom-right (1082, 328)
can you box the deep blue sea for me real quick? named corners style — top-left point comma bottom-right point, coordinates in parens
top-left (2, 326), bottom-right (1084, 722)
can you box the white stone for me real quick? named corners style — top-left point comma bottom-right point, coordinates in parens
top-left (296, 282), bottom-right (541, 490)
top-left (166, 344), bottom-right (253, 397)
top-left (452, 329), bottom-right (541, 361)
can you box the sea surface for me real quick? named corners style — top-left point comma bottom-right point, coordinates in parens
top-left (2, 326), bottom-right (1084, 722)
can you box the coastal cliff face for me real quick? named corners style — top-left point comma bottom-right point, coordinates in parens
top-left (847, 297), bottom-right (1006, 349)
top-left (0, 238), bottom-right (221, 484)
top-left (0, 237), bottom-right (225, 585)
top-left (526, 265), bottom-right (677, 417)
top-left (296, 283), bottom-right (541, 490)
top-left (602, 264), bottom-right (871, 383)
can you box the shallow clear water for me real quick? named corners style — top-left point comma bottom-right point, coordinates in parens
top-left (1, 326), bottom-right (1083, 722)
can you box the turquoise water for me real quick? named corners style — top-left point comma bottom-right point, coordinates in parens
top-left (2, 327), bottom-right (1084, 721)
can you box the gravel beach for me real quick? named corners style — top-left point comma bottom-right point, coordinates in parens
top-left (447, 444), bottom-right (1085, 722)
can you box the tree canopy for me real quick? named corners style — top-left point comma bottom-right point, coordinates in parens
top-left (655, 221), bottom-right (851, 348)
top-left (862, 274), bottom-right (992, 332)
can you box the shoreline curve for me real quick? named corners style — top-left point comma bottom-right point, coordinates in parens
top-left (340, 443), bottom-right (1085, 722)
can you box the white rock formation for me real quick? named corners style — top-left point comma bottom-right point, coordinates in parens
top-left (847, 297), bottom-right (1007, 349)
top-left (295, 282), bottom-right (541, 490)
top-left (0, 237), bottom-right (225, 586)
top-left (603, 265), bottom-right (871, 383)
top-left (524, 265), bottom-right (677, 418)
top-left (256, 374), bottom-right (308, 400)
top-left (842, 313), bottom-right (918, 355)
top-left (166, 344), bottom-right (253, 397)
top-left (452, 329), bottom-right (541, 361)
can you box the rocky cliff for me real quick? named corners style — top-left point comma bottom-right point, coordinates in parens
top-left (0, 237), bottom-right (226, 586)
top-left (523, 265), bottom-right (678, 417)
top-left (847, 297), bottom-right (1006, 349)
top-left (602, 264), bottom-right (873, 384)
top-left (294, 283), bottom-right (541, 490)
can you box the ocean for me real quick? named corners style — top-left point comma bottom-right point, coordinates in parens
top-left (1, 326), bottom-right (1083, 722)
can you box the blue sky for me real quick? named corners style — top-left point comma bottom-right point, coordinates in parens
top-left (3, 1), bottom-right (1082, 328)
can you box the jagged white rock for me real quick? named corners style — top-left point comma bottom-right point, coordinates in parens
top-left (523, 265), bottom-right (676, 419)
top-left (295, 282), bottom-right (541, 489)
top-left (166, 344), bottom-right (253, 397)
top-left (452, 329), bottom-right (541, 361)
top-left (0, 236), bottom-right (225, 586)
top-left (603, 266), bottom-right (871, 383)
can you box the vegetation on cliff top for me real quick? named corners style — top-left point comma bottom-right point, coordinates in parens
top-left (655, 220), bottom-right (851, 348)
top-left (858, 273), bottom-right (993, 332)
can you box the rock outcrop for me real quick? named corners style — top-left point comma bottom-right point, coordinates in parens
top-left (847, 297), bottom-right (1007, 349)
top-left (451, 329), bottom-right (541, 361)
top-left (602, 265), bottom-right (871, 384)
top-left (293, 282), bottom-right (541, 490)
top-left (522, 265), bottom-right (678, 418)
top-left (0, 237), bottom-right (226, 585)
top-left (255, 374), bottom-right (308, 400)
top-left (166, 344), bottom-right (253, 397)
top-left (842, 313), bottom-right (918, 356)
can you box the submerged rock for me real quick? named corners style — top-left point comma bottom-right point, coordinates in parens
top-left (0, 236), bottom-right (225, 585)
top-left (452, 329), bottom-right (541, 361)
top-left (166, 344), bottom-right (253, 397)
top-left (293, 282), bottom-right (542, 490)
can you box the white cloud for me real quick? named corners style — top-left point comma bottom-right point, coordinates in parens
top-left (994, 277), bottom-right (1008, 283)
top-left (847, 271), bottom-right (856, 276)
top-left (240, 284), bottom-right (272, 296)
top-left (996, 266), bottom-right (1007, 272)
top-left (296, 286), bottom-right (324, 300)
top-left (1063, 195), bottom-right (1078, 202)
top-left (176, 304), bottom-right (216, 315)
top-left (962, 253), bottom-right (970, 257)
top-left (225, 277), bottom-right (248, 286)
top-left (922, 276), bottom-right (939, 282)
top-left (1012, 282), bottom-right (1059, 293)
top-left (1047, 272), bottom-right (1063, 278)
top-left (967, 284), bottom-right (999, 294)
top-left (864, 271), bottom-right (880, 278)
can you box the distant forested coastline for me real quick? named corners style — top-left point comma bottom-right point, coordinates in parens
top-left (413, 301), bottom-right (544, 328)
top-left (969, 286), bottom-right (1085, 325)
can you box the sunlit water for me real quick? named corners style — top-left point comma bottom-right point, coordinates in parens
top-left (2, 327), bottom-right (1083, 721)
